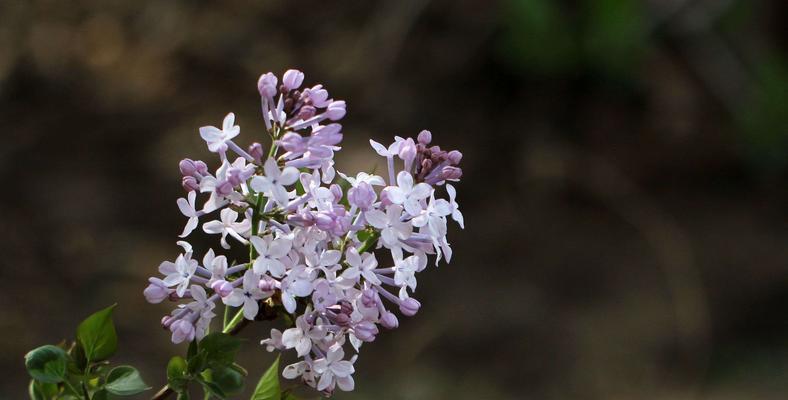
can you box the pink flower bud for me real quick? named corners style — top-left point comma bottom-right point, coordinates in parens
top-left (257, 72), bottom-right (278, 98)
top-left (297, 105), bottom-right (316, 120)
top-left (398, 138), bottom-right (417, 164)
top-left (326, 100), bottom-right (346, 121)
top-left (282, 69), bottom-right (305, 91)
top-left (179, 159), bottom-right (198, 177)
top-left (329, 184), bottom-right (343, 201)
top-left (380, 312), bottom-right (399, 329)
top-left (182, 176), bottom-right (199, 192)
top-left (145, 278), bottom-right (171, 304)
top-left (249, 142), bottom-right (263, 162)
top-left (361, 289), bottom-right (377, 308)
top-left (447, 150), bottom-right (463, 165)
top-left (194, 160), bottom-right (209, 175)
top-left (216, 180), bottom-right (234, 196)
top-left (258, 276), bottom-right (277, 292)
top-left (333, 312), bottom-right (351, 327)
top-left (210, 280), bottom-right (234, 297)
top-left (417, 130), bottom-right (432, 145)
top-left (399, 297), bottom-right (421, 316)
top-left (353, 321), bottom-right (379, 342)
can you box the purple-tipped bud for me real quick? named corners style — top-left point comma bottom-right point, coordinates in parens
top-left (286, 212), bottom-right (315, 227)
top-left (361, 289), bottom-right (377, 308)
top-left (211, 280), bottom-right (234, 297)
top-left (194, 160), bottom-right (209, 175)
top-left (257, 72), bottom-right (278, 98)
top-left (179, 159), bottom-right (198, 177)
top-left (326, 100), bottom-right (346, 121)
top-left (182, 176), bottom-right (199, 192)
top-left (315, 213), bottom-right (334, 231)
top-left (333, 312), bottom-right (351, 327)
top-left (399, 297), bottom-right (421, 316)
top-left (249, 142), bottom-right (264, 162)
top-left (339, 300), bottom-right (354, 315)
top-left (258, 276), bottom-right (277, 292)
top-left (348, 182), bottom-right (377, 211)
top-left (216, 180), bottom-right (234, 196)
top-left (161, 315), bottom-right (174, 328)
top-left (379, 187), bottom-right (395, 207)
top-left (282, 69), bottom-right (304, 91)
top-left (380, 312), bottom-right (399, 329)
top-left (417, 130), bottom-right (432, 145)
top-left (447, 150), bottom-right (463, 165)
top-left (298, 105), bottom-right (316, 120)
top-left (398, 138), bottom-right (417, 164)
top-left (170, 319), bottom-right (196, 344)
top-left (144, 278), bottom-right (170, 304)
top-left (353, 321), bottom-right (379, 342)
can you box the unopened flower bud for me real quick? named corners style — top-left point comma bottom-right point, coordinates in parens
top-left (339, 300), bottom-right (354, 315)
top-left (326, 100), bottom-right (346, 121)
top-left (249, 142), bottom-right (264, 162)
top-left (194, 160), bottom-right (209, 175)
top-left (179, 158), bottom-right (198, 177)
top-left (399, 297), bottom-right (421, 316)
top-left (258, 276), bottom-right (277, 292)
top-left (257, 72), bottom-right (278, 98)
top-left (333, 312), bottom-right (351, 327)
top-left (298, 105), bottom-right (316, 120)
top-left (380, 312), bottom-right (399, 329)
top-left (353, 321), bottom-right (379, 342)
top-left (329, 184), bottom-right (343, 201)
top-left (282, 69), bottom-right (305, 91)
top-left (210, 280), bottom-right (234, 297)
top-left (361, 289), bottom-right (377, 308)
top-left (144, 278), bottom-right (170, 304)
top-left (447, 150), bottom-right (463, 165)
top-left (216, 180), bottom-right (234, 196)
top-left (417, 130), bottom-right (432, 145)
top-left (182, 176), bottom-right (199, 192)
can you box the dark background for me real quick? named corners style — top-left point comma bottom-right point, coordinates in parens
top-left (2, 0), bottom-right (787, 399)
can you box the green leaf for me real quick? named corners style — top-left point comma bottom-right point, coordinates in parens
top-left (104, 365), bottom-right (150, 396)
top-left (210, 366), bottom-right (244, 396)
top-left (187, 350), bottom-right (208, 374)
top-left (187, 339), bottom-right (198, 360)
top-left (25, 345), bottom-right (68, 383)
top-left (76, 304), bottom-right (118, 363)
top-left (167, 356), bottom-right (189, 392)
top-left (28, 379), bottom-right (58, 400)
top-left (281, 391), bottom-right (300, 400)
top-left (197, 374), bottom-right (227, 399)
top-left (250, 356), bottom-right (280, 400)
top-left (198, 333), bottom-right (241, 367)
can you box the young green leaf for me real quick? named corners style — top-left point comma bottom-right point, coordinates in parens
top-left (198, 332), bottom-right (242, 367)
top-left (28, 379), bottom-right (59, 400)
top-left (76, 304), bottom-right (118, 363)
top-left (250, 355), bottom-right (280, 400)
top-left (210, 365), bottom-right (244, 396)
top-left (24, 345), bottom-right (68, 383)
top-left (104, 365), bottom-right (151, 396)
top-left (167, 356), bottom-right (189, 392)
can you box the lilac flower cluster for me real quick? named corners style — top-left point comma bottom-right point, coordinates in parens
top-left (144, 69), bottom-right (464, 396)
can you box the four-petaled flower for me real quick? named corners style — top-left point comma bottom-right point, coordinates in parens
top-left (386, 171), bottom-right (433, 216)
top-left (250, 158), bottom-right (299, 206)
top-left (159, 253), bottom-right (199, 297)
top-left (365, 204), bottom-right (412, 248)
top-left (251, 235), bottom-right (293, 278)
top-left (313, 344), bottom-right (356, 392)
top-left (223, 270), bottom-right (270, 320)
top-left (203, 208), bottom-right (251, 249)
top-left (199, 112), bottom-right (240, 154)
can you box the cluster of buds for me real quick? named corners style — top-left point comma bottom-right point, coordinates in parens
top-left (144, 69), bottom-right (464, 396)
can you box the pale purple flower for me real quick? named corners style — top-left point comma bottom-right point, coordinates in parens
top-left (251, 235), bottom-right (293, 278)
top-left (282, 69), bottom-right (304, 91)
top-left (282, 313), bottom-right (323, 357)
top-left (261, 328), bottom-right (285, 352)
top-left (144, 277), bottom-right (171, 303)
top-left (446, 183), bottom-right (464, 229)
top-left (159, 253), bottom-right (198, 297)
top-left (176, 190), bottom-right (200, 238)
top-left (203, 208), bottom-right (251, 249)
top-left (199, 113), bottom-right (240, 154)
top-left (385, 171), bottom-right (433, 216)
top-left (339, 247), bottom-right (380, 286)
top-left (250, 158), bottom-right (299, 206)
top-left (223, 270), bottom-right (270, 320)
top-left (313, 344), bottom-right (356, 392)
top-left (170, 319), bottom-right (195, 344)
top-left (365, 204), bottom-right (412, 248)
top-left (411, 193), bottom-right (451, 238)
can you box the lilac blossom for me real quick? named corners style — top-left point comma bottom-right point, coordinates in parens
top-left (144, 68), bottom-right (464, 397)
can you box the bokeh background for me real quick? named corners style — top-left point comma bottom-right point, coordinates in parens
top-left (1, 0), bottom-right (787, 399)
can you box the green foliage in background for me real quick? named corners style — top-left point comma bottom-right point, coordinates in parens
top-left (25, 305), bottom-right (150, 399)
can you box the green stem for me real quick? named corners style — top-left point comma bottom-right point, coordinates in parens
top-left (222, 309), bottom-right (245, 334)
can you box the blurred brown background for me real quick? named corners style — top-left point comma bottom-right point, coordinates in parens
top-left (1, 0), bottom-right (787, 399)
